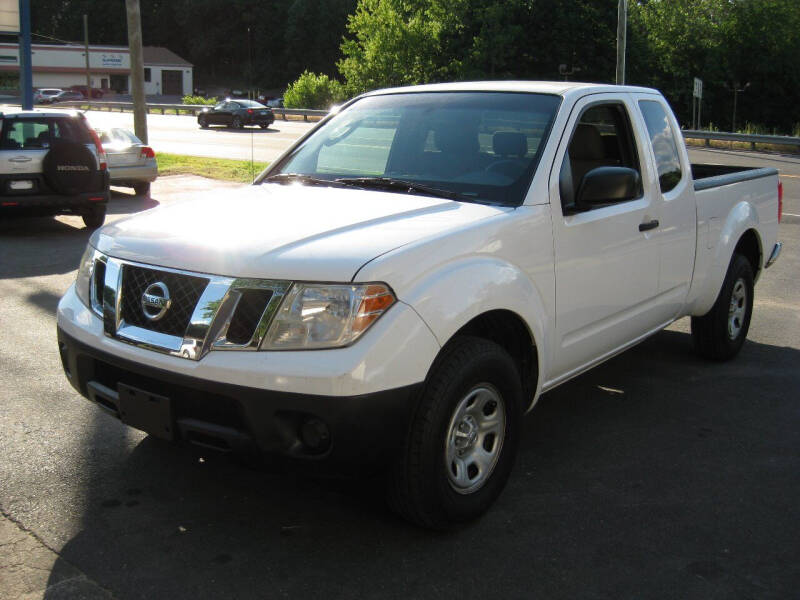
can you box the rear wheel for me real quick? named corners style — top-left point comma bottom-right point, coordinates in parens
top-left (691, 253), bottom-right (754, 360)
top-left (133, 182), bottom-right (150, 196)
top-left (82, 204), bottom-right (106, 229)
top-left (389, 336), bottom-right (523, 529)
top-left (260, 123), bottom-right (270, 129)
top-left (232, 116), bottom-right (243, 129)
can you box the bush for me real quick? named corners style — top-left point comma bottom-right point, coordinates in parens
top-left (283, 71), bottom-right (347, 110)
top-left (182, 95), bottom-right (217, 105)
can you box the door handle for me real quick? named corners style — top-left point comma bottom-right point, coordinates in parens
top-left (639, 219), bottom-right (659, 232)
top-left (9, 156), bottom-right (32, 163)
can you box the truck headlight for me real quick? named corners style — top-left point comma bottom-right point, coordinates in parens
top-left (262, 283), bottom-right (395, 350)
top-left (75, 244), bottom-right (95, 309)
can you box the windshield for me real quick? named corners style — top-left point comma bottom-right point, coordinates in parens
top-left (263, 91), bottom-right (561, 206)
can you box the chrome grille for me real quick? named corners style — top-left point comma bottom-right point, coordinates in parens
top-left (96, 255), bottom-right (292, 360)
top-left (119, 265), bottom-right (209, 336)
top-left (225, 289), bottom-right (274, 345)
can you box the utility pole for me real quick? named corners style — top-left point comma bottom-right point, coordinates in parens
top-left (615, 0), bottom-right (627, 85)
top-left (18, 0), bottom-right (32, 109)
top-left (731, 82), bottom-right (750, 133)
top-left (83, 14), bottom-right (91, 97)
top-left (125, 0), bottom-right (148, 144)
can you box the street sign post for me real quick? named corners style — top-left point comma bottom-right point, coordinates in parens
top-left (692, 77), bottom-right (703, 129)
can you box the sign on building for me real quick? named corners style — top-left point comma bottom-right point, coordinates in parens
top-left (0, 0), bottom-right (20, 33)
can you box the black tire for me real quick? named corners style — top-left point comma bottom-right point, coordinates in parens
top-left (82, 204), bottom-right (106, 229)
top-left (198, 115), bottom-right (209, 128)
top-left (42, 140), bottom-right (97, 195)
top-left (389, 336), bottom-right (523, 529)
top-left (259, 123), bottom-right (270, 129)
top-left (133, 182), bottom-right (150, 196)
top-left (691, 253), bottom-right (754, 360)
top-left (232, 116), bottom-right (243, 129)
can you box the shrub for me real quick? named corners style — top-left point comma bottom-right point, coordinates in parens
top-left (283, 71), bottom-right (347, 110)
top-left (182, 95), bottom-right (217, 105)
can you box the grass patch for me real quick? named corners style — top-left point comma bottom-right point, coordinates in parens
top-left (156, 152), bottom-right (270, 183)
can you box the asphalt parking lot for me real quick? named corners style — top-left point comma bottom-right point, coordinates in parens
top-left (1, 153), bottom-right (799, 598)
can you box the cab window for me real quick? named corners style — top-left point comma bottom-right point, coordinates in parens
top-left (560, 103), bottom-right (642, 210)
top-left (638, 100), bottom-right (682, 193)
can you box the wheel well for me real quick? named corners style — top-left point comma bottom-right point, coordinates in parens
top-left (452, 310), bottom-right (538, 405)
top-left (735, 229), bottom-right (761, 277)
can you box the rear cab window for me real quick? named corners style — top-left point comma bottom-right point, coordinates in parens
top-left (638, 100), bottom-right (683, 193)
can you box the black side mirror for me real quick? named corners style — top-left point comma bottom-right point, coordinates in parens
top-left (576, 166), bottom-right (641, 210)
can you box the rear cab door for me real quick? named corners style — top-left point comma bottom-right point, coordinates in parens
top-left (633, 94), bottom-right (696, 317)
top-left (547, 92), bottom-right (666, 380)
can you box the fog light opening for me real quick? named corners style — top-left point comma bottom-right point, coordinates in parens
top-left (299, 418), bottom-right (331, 454)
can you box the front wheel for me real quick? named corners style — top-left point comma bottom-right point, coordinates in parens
top-left (260, 123), bottom-right (270, 129)
top-left (691, 253), bottom-right (754, 360)
top-left (198, 115), bottom-right (208, 128)
top-left (389, 336), bottom-right (523, 529)
top-left (232, 116), bottom-right (243, 129)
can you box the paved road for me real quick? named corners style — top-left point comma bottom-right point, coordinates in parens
top-left (1, 159), bottom-right (798, 598)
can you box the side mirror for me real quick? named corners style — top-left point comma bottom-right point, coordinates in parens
top-left (576, 166), bottom-right (641, 209)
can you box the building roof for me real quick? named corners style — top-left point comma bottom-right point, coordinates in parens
top-left (142, 46), bottom-right (192, 67)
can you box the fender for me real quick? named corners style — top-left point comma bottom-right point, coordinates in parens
top-left (356, 206), bottom-right (556, 408)
top-left (689, 200), bottom-right (762, 316)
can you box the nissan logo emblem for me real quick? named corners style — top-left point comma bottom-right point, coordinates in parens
top-left (141, 282), bottom-right (172, 321)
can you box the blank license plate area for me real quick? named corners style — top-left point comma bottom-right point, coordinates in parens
top-left (117, 383), bottom-right (174, 440)
top-left (9, 180), bottom-right (33, 190)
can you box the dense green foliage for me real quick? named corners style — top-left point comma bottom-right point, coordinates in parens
top-left (283, 70), bottom-right (347, 109)
top-left (27, 0), bottom-right (800, 132)
top-left (181, 95), bottom-right (217, 105)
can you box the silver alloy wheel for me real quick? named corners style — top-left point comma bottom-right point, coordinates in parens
top-left (728, 277), bottom-right (747, 340)
top-left (445, 384), bottom-right (506, 495)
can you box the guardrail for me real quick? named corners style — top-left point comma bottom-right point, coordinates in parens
top-left (51, 100), bottom-right (328, 121)
top-left (682, 129), bottom-right (800, 150)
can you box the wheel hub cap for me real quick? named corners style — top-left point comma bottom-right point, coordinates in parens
top-left (728, 278), bottom-right (747, 340)
top-left (445, 385), bottom-right (506, 495)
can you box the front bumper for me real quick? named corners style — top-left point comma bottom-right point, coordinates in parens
top-left (58, 326), bottom-right (421, 471)
top-left (56, 283), bottom-right (440, 470)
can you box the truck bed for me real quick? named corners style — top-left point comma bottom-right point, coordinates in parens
top-left (692, 163), bottom-right (779, 191)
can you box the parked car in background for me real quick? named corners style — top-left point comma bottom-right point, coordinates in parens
top-left (51, 91), bottom-right (85, 103)
top-left (33, 88), bottom-right (62, 104)
top-left (266, 97), bottom-right (284, 108)
top-left (68, 85), bottom-right (106, 99)
top-left (0, 109), bottom-right (109, 228)
top-left (95, 127), bottom-right (157, 196)
top-left (197, 99), bottom-right (275, 129)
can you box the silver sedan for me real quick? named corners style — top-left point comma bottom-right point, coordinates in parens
top-left (96, 128), bottom-right (158, 196)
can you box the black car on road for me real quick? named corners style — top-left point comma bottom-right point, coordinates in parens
top-left (197, 99), bottom-right (275, 129)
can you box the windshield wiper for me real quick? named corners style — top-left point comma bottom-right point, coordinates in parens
top-left (334, 176), bottom-right (478, 202)
top-left (263, 173), bottom-right (348, 188)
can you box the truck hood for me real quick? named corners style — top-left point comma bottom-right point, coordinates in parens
top-left (93, 183), bottom-right (510, 281)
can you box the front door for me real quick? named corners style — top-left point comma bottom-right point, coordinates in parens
top-left (548, 94), bottom-right (664, 380)
top-left (161, 69), bottom-right (182, 95)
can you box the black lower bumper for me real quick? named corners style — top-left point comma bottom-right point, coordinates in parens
top-left (57, 328), bottom-right (420, 473)
top-left (1, 190), bottom-right (109, 217)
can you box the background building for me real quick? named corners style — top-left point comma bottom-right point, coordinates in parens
top-left (0, 42), bottom-right (192, 96)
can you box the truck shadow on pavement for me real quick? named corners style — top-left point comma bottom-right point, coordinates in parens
top-left (43, 328), bottom-right (800, 599)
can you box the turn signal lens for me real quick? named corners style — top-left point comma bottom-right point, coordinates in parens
top-left (352, 284), bottom-right (396, 335)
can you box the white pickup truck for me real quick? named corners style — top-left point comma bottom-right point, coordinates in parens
top-left (57, 82), bottom-right (782, 528)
